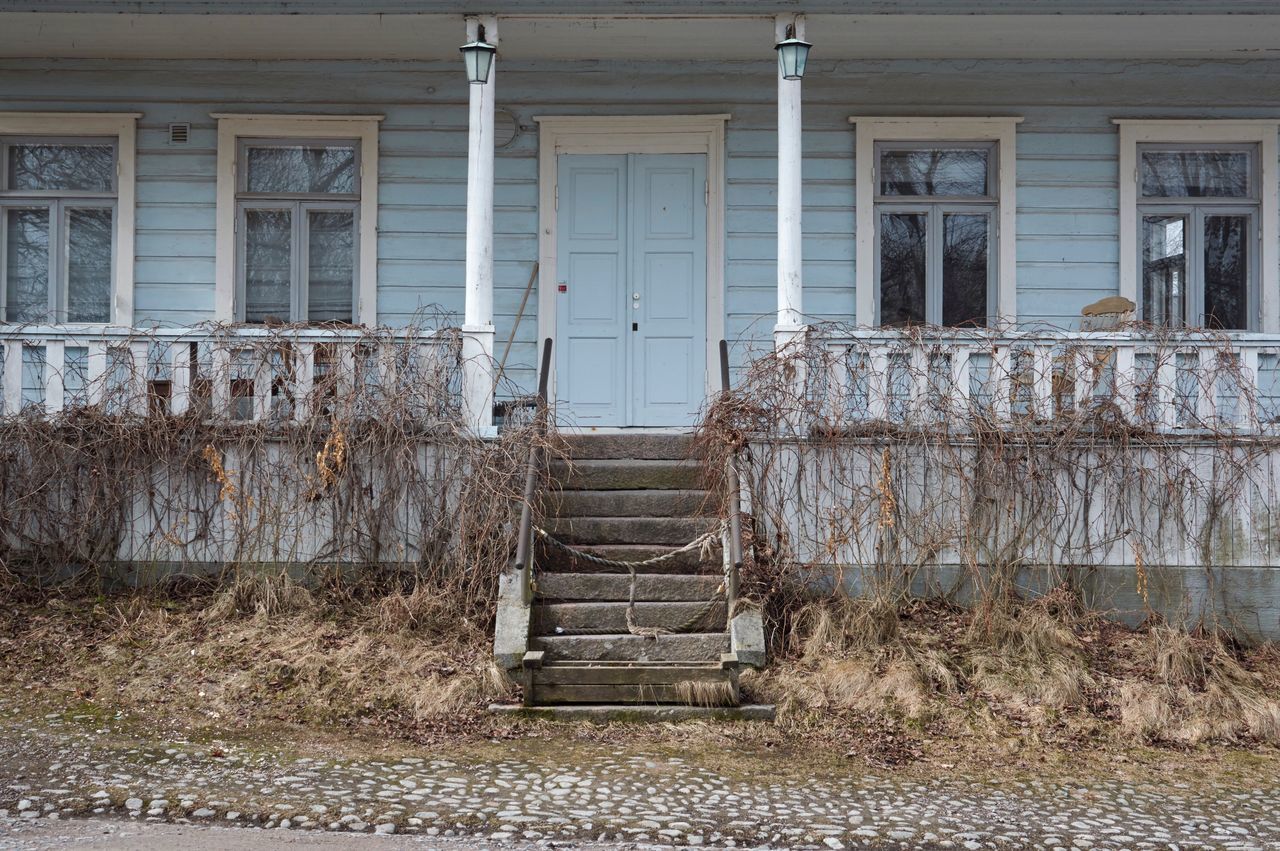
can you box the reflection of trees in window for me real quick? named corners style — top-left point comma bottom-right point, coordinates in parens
top-left (1137, 146), bottom-right (1256, 330)
top-left (246, 147), bottom-right (357, 195)
top-left (1204, 215), bottom-right (1247, 331)
top-left (876, 144), bottom-right (994, 327)
top-left (5, 210), bottom-right (50, 322)
top-left (237, 142), bottom-right (359, 324)
top-left (1141, 151), bottom-right (1249, 199)
top-left (66, 208), bottom-right (113, 323)
top-left (7, 144), bottom-right (115, 193)
top-left (942, 214), bottom-right (989, 327)
top-left (880, 149), bottom-right (988, 197)
top-left (880, 213), bottom-right (926, 326)
top-left (2, 139), bottom-right (117, 323)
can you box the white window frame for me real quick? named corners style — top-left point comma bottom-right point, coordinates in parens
top-left (851, 117), bottom-right (1021, 327)
top-left (0, 112), bottom-right (139, 326)
top-left (1116, 119), bottom-right (1280, 333)
top-left (213, 114), bottom-right (382, 325)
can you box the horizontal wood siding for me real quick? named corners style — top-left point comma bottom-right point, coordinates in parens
top-left (3, 58), bottom-right (1280, 392)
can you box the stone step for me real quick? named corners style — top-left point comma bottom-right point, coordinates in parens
top-left (561, 433), bottom-right (696, 461)
top-left (531, 675), bottom-right (739, 706)
top-left (533, 601), bottom-right (728, 635)
top-left (532, 632), bottom-right (729, 663)
top-left (549, 488), bottom-right (712, 518)
top-left (546, 516), bottom-right (715, 546)
top-left (550, 459), bottom-right (704, 491)
top-left (536, 542), bottom-right (718, 574)
top-left (536, 572), bottom-right (724, 603)
top-left (490, 703), bottom-right (776, 722)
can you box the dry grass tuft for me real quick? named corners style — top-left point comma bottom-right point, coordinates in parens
top-left (746, 589), bottom-right (1280, 749)
top-left (963, 590), bottom-right (1096, 710)
top-left (1113, 626), bottom-right (1280, 746)
top-left (0, 575), bottom-right (515, 732)
top-left (752, 596), bottom-right (958, 724)
top-left (672, 679), bottom-right (737, 708)
top-left (202, 570), bottom-right (315, 622)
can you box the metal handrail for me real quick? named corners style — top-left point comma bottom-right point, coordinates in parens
top-left (719, 339), bottom-right (743, 612)
top-left (513, 337), bottom-right (553, 604)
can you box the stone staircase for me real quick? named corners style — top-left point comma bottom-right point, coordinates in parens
top-left (492, 433), bottom-right (770, 719)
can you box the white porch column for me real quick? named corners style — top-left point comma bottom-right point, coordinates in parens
top-left (462, 15), bottom-right (499, 435)
top-left (775, 13), bottom-right (805, 350)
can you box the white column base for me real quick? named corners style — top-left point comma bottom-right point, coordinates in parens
top-left (461, 323), bottom-right (497, 437)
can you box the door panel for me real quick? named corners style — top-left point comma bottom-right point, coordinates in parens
top-left (630, 155), bottom-right (707, 426)
top-left (556, 156), bottom-right (627, 424)
top-left (555, 153), bottom-right (707, 427)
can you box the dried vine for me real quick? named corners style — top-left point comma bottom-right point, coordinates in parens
top-left (700, 323), bottom-right (1280, 644)
top-left (0, 315), bottom-right (557, 618)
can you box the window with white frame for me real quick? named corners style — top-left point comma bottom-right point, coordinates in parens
top-left (1117, 120), bottom-right (1279, 334)
top-left (0, 137), bottom-right (117, 323)
top-left (214, 114), bottom-right (381, 326)
top-left (1137, 144), bottom-right (1258, 330)
top-left (851, 117), bottom-right (1020, 328)
top-left (236, 139), bottom-right (360, 323)
top-left (875, 142), bottom-right (996, 326)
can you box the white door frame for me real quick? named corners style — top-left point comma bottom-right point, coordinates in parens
top-left (535, 115), bottom-right (728, 412)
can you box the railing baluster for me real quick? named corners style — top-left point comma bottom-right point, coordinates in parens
top-left (867, 349), bottom-right (889, 421)
top-left (950, 346), bottom-right (972, 416)
top-left (295, 342), bottom-right (316, 424)
top-left (1240, 346), bottom-right (1260, 432)
top-left (85, 341), bottom-right (108, 408)
top-left (991, 344), bottom-right (1012, 421)
top-left (1197, 347), bottom-right (1219, 428)
top-left (1154, 347), bottom-right (1178, 432)
top-left (170, 340), bottom-right (192, 416)
top-left (1114, 345), bottom-right (1136, 423)
top-left (128, 340), bottom-right (150, 416)
top-left (1073, 345), bottom-right (1095, 413)
top-left (252, 348), bottom-right (272, 422)
top-left (43, 340), bottom-right (65, 415)
top-left (3, 340), bottom-right (24, 416)
top-left (908, 344), bottom-right (928, 419)
top-left (211, 343), bottom-right (232, 420)
top-left (1031, 344), bottom-right (1054, 421)
top-left (338, 342), bottom-right (357, 415)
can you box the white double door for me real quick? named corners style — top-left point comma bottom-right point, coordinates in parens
top-left (555, 153), bottom-right (708, 427)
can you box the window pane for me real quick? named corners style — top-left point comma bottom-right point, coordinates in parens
top-left (7, 144), bottom-right (115, 193)
top-left (66, 207), bottom-right (113, 322)
top-left (1204, 215), bottom-right (1249, 331)
top-left (880, 213), bottom-right (927, 326)
top-left (1142, 215), bottom-right (1187, 327)
top-left (1141, 150), bottom-right (1250, 198)
top-left (880, 148), bottom-right (989, 197)
top-left (942, 213), bottom-right (989, 327)
top-left (245, 145), bottom-right (357, 195)
top-left (307, 210), bottom-right (354, 322)
top-left (244, 209), bottom-right (292, 323)
top-left (5, 208), bottom-right (50, 322)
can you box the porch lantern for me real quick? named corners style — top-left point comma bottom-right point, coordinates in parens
top-left (460, 28), bottom-right (496, 84)
top-left (774, 25), bottom-right (811, 81)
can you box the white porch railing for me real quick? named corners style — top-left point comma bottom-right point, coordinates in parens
top-left (818, 330), bottom-right (1280, 436)
top-left (0, 325), bottom-right (461, 424)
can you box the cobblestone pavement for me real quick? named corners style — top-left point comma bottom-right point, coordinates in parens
top-left (0, 706), bottom-right (1277, 850)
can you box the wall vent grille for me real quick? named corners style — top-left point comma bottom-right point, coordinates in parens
top-left (168, 123), bottom-right (191, 145)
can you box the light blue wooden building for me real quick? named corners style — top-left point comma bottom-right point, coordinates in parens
top-left (3, 1), bottom-right (1280, 432)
